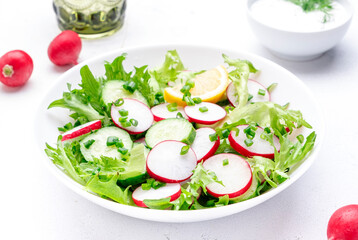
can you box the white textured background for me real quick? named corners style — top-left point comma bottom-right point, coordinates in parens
top-left (0, 0), bottom-right (357, 239)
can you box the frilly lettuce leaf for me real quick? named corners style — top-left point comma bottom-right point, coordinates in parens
top-left (248, 131), bottom-right (317, 187)
top-left (229, 101), bottom-right (312, 136)
top-left (223, 54), bottom-right (258, 108)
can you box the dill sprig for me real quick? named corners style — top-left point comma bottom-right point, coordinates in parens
top-left (287, 0), bottom-right (334, 23)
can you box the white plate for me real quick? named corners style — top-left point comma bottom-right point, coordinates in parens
top-left (34, 44), bottom-right (324, 222)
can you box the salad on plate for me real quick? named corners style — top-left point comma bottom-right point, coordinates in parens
top-left (45, 50), bottom-right (316, 210)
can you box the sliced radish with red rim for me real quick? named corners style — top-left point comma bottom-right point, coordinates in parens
top-left (227, 80), bottom-right (271, 107)
top-left (61, 120), bottom-right (101, 141)
top-left (151, 103), bottom-right (189, 122)
top-left (132, 183), bottom-right (181, 208)
top-left (111, 98), bottom-right (154, 134)
top-left (203, 153), bottom-right (252, 199)
top-left (146, 140), bottom-right (197, 183)
top-left (228, 125), bottom-right (280, 159)
top-left (191, 128), bottom-right (220, 162)
top-left (184, 102), bottom-right (226, 125)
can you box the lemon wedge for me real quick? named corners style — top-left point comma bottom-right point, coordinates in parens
top-left (164, 65), bottom-right (229, 106)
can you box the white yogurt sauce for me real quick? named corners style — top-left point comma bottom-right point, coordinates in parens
top-left (250, 0), bottom-right (349, 32)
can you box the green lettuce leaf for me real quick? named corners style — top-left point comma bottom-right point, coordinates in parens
top-left (143, 198), bottom-right (172, 210)
top-left (223, 54), bottom-right (258, 108)
top-left (229, 101), bottom-right (312, 136)
top-left (149, 50), bottom-right (186, 89)
top-left (86, 174), bottom-right (133, 205)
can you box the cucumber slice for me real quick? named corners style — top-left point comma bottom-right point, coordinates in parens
top-left (102, 80), bottom-right (149, 106)
top-left (118, 144), bottom-right (149, 186)
top-left (145, 118), bottom-right (196, 148)
top-left (230, 174), bottom-right (259, 203)
top-left (80, 127), bottom-right (133, 162)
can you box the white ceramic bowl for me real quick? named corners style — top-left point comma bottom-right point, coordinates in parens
top-left (35, 44), bottom-right (324, 222)
top-left (247, 0), bottom-right (353, 61)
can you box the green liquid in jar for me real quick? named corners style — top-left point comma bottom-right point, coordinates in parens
top-left (53, 0), bottom-right (126, 39)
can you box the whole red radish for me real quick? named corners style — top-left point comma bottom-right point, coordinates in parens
top-left (48, 30), bottom-right (82, 66)
top-left (0, 50), bottom-right (33, 87)
top-left (327, 204), bottom-right (358, 240)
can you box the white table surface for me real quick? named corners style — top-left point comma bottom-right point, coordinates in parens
top-left (1, 0), bottom-right (358, 239)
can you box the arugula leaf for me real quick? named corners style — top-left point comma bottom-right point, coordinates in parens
top-left (229, 102), bottom-right (311, 136)
top-left (223, 54), bottom-right (258, 108)
top-left (149, 50), bottom-right (186, 89)
top-left (86, 174), bottom-right (133, 205)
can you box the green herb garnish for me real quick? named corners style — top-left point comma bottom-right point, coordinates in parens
top-left (84, 139), bottom-right (95, 149)
top-left (199, 106), bottom-right (208, 113)
top-left (167, 103), bottom-right (178, 112)
top-left (258, 89), bottom-right (266, 96)
top-left (286, 0), bottom-right (333, 23)
top-left (223, 159), bottom-right (229, 166)
top-left (180, 145), bottom-right (190, 155)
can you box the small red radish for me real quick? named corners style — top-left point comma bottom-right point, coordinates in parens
top-left (227, 80), bottom-right (271, 107)
top-left (151, 103), bottom-right (189, 122)
top-left (61, 120), bottom-right (102, 141)
top-left (146, 140), bottom-right (197, 183)
top-left (0, 50), bottom-right (33, 87)
top-left (184, 102), bottom-right (226, 125)
top-left (48, 30), bottom-right (82, 66)
top-left (327, 205), bottom-right (358, 240)
top-left (132, 183), bottom-right (181, 208)
top-left (191, 128), bottom-right (220, 162)
top-left (111, 98), bottom-right (154, 134)
top-left (203, 153), bottom-right (252, 199)
top-left (228, 125), bottom-right (280, 159)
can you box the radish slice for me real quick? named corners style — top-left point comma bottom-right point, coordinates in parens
top-left (227, 80), bottom-right (271, 107)
top-left (228, 125), bottom-right (280, 159)
top-left (61, 120), bottom-right (101, 141)
top-left (111, 98), bottom-right (154, 134)
top-left (184, 102), bottom-right (226, 125)
top-left (151, 103), bottom-right (189, 122)
top-left (132, 183), bottom-right (181, 208)
top-left (203, 153), bottom-right (252, 199)
top-left (134, 137), bottom-right (147, 145)
top-left (191, 128), bottom-right (220, 162)
top-left (146, 140), bottom-right (197, 183)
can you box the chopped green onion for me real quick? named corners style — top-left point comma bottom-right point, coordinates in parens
top-left (186, 80), bottom-right (195, 88)
top-left (180, 145), bottom-right (190, 155)
top-left (209, 133), bottom-right (218, 142)
top-left (118, 116), bottom-right (128, 123)
top-left (297, 134), bottom-right (304, 144)
top-left (264, 127), bottom-right (271, 134)
top-left (225, 106), bottom-right (234, 113)
top-left (192, 97), bottom-right (202, 104)
top-left (121, 121), bottom-right (131, 128)
top-left (248, 94), bottom-right (254, 101)
top-left (106, 136), bottom-right (119, 146)
top-left (141, 183), bottom-right (151, 190)
top-left (221, 129), bottom-right (230, 139)
top-left (244, 138), bottom-right (254, 147)
top-left (130, 119), bottom-right (138, 127)
top-left (199, 106), bottom-right (208, 113)
top-left (116, 139), bottom-right (124, 148)
top-left (166, 103), bottom-right (178, 112)
top-left (176, 112), bottom-right (184, 118)
top-left (258, 89), bottom-right (266, 96)
top-left (183, 96), bottom-right (195, 106)
top-left (232, 127), bottom-right (240, 136)
top-left (267, 83), bottom-right (278, 93)
top-left (152, 181), bottom-right (166, 189)
top-left (113, 98), bottom-right (124, 107)
top-left (244, 125), bottom-right (257, 139)
top-left (118, 147), bottom-right (128, 155)
top-left (223, 158), bottom-right (229, 166)
top-left (154, 92), bottom-right (165, 105)
top-left (84, 139), bottom-right (95, 149)
top-left (118, 109), bottom-right (128, 117)
top-left (180, 85), bottom-right (191, 93)
top-left (123, 81), bottom-right (137, 93)
top-left (282, 102), bottom-right (290, 109)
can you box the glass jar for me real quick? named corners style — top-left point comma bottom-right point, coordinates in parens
top-left (53, 0), bottom-right (126, 39)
